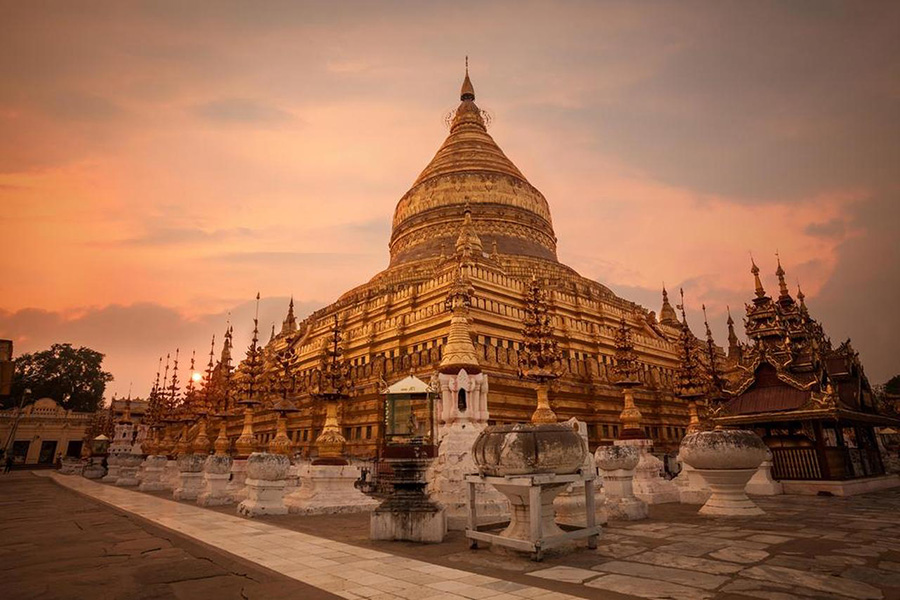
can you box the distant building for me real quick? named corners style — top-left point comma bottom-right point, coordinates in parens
top-left (109, 397), bottom-right (148, 425)
top-left (0, 398), bottom-right (93, 465)
top-left (0, 339), bottom-right (12, 398)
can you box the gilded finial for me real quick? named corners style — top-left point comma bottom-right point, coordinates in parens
top-left (460, 56), bottom-right (475, 101)
top-left (660, 282), bottom-right (678, 326)
top-left (775, 251), bottom-right (790, 299)
top-left (678, 287), bottom-right (688, 324)
top-left (750, 253), bottom-right (766, 299)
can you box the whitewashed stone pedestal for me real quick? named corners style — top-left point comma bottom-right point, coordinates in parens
top-left (555, 420), bottom-right (606, 527)
top-left (428, 422), bottom-right (509, 529)
top-left (286, 464), bottom-right (378, 515)
top-left (284, 462), bottom-right (301, 496)
top-left (115, 454), bottom-right (143, 487)
top-left (595, 445), bottom-right (648, 521)
top-left (173, 454), bottom-right (206, 501)
top-left (430, 369), bottom-right (509, 530)
top-left (238, 453), bottom-right (290, 517)
top-left (162, 459), bottom-right (179, 491)
top-left (59, 457), bottom-right (82, 475)
top-left (554, 480), bottom-right (607, 527)
top-left (677, 461), bottom-right (712, 505)
top-left (695, 469), bottom-right (765, 516)
top-left (227, 459), bottom-right (249, 503)
top-left (746, 449), bottom-right (783, 496)
top-left (83, 457), bottom-right (106, 479)
top-left (616, 439), bottom-right (679, 504)
top-left (102, 455), bottom-right (121, 484)
top-left (139, 456), bottom-right (168, 491)
top-left (198, 455), bottom-right (234, 506)
top-left (680, 429), bottom-right (768, 517)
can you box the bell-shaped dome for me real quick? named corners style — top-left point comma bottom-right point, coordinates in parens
top-left (389, 68), bottom-right (558, 267)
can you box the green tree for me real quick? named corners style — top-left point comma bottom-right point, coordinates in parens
top-left (885, 375), bottom-right (900, 396)
top-left (7, 343), bottom-right (113, 412)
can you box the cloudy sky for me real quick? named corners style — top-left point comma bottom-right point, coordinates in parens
top-left (2, 1), bottom-right (898, 397)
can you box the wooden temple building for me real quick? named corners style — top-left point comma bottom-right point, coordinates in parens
top-left (714, 258), bottom-right (900, 494)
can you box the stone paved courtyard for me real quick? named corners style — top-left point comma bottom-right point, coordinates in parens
top-left (7, 472), bottom-right (900, 600)
top-left (0, 472), bottom-right (336, 599)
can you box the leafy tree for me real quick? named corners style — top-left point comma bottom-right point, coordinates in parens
top-left (885, 375), bottom-right (900, 396)
top-left (7, 343), bottom-right (113, 412)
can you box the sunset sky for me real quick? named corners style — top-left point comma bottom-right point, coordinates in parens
top-left (2, 1), bottom-right (898, 398)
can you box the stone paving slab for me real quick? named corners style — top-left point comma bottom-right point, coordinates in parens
top-left (41, 471), bottom-right (900, 600)
top-left (46, 473), bottom-right (590, 600)
top-left (0, 472), bottom-right (334, 600)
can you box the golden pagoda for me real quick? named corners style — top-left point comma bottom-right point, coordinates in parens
top-left (217, 65), bottom-right (693, 456)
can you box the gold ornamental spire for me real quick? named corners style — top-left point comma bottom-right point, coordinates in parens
top-left (281, 296), bottom-right (297, 336)
top-left (750, 255), bottom-right (767, 299)
top-left (220, 321), bottom-right (233, 370)
top-left (439, 265), bottom-right (480, 374)
top-left (168, 349), bottom-right (181, 412)
top-left (455, 205), bottom-right (483, 258)
top-left (797, 282), bottom-right (807, 312)
top-left (518, 276), bottom-right (562, 423)
top-left (775, 252), bottom-right (790, 300)
top-left (185, 350), bottom-right (197, 398)
top-left (702, 304), bottom-right (724, 395)
top-left (674, 290), bottom-right (706, 401)
top-left (612, 317), bottom-right (640, 384)
top-left (659, 283), bottom-right (678, 326)
top-left (726, 305), bottom-right (741, 360)
top-left (461, 56), bottom-right (475, 101)
top-left (614, 316), bottom-right (645, 438)
top-left (675, 294), bottom-right (705, 434)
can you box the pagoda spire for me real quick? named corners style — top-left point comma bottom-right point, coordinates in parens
top-left (161, 353), bottom-right (171, 415)
top-left (726, 305), bottom-right (741, 360)
top-left (797, 282), bottom-right (808, 312)
top-left (206, 335), bottom-right (216, 375)
top-left (185, 350), bottom-right (196, 397)
top-left (613, 316), bottom-right (645, 439)
top-left (702, 304), bottom-right (724, 395)
top-left (439, 265), bottom-right (480, 374)
top-left (151, 356), bottom-right (162, 399)
top-left (168, 348), bottom-right (181, 414)
top-left (281, 296), bottom-right (297, 336)
top-left (243, 293), bottom-right (263, 403)
top-left (518, 276), bottom-right (562, 424)
top-left (675, 291), bottom-right (707, 432)
top-left (750, 255), bottom-right (767, 299)
top-left (775, 252), bottom-right (791, 300)
top-left (455, 204), bottom-right (483, 258)
top-left (220, 321), bottom-right (233, 370)
top-left (659, 283), bottom-right (679, 326)
top-left (269, 323), bottom-right (276, 344)
top-left (460, 56), bottom-right (475, 101)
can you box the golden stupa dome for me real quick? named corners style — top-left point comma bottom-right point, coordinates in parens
top-left (389, 66), bottom-right (558, 267)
